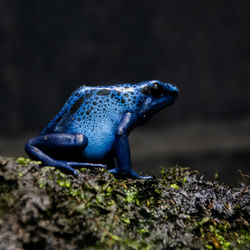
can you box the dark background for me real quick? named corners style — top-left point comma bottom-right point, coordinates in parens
top-left (1, 1), bottom-right (250, 184)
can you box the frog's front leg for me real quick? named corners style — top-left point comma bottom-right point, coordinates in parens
top-left (108, 113), bottom-right (153, 179)
top-left (25, 133), bottom-right (106, 176)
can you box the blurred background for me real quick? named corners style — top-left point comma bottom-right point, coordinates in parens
top-left (0, 1), bottom-right (249, 184)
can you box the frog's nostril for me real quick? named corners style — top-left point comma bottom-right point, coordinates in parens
top-left (166, 84), bottom-right (179, 99)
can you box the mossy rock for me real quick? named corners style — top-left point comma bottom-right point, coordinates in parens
top-left (0, 157), bottom-right (249, 249)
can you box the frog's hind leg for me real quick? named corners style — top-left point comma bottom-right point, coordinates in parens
top-left (25, 133), bottom-right (106, 176)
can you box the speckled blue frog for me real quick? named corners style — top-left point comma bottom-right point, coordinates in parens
top-left (25, 80), bottom-right (178, 179)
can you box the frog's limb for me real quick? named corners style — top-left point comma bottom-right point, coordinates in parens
top-left (108, 113), bottom-right (153, 179)
top-left (108, 168), bottom-right (153, 179)
top-left (25, 133), bottom-right (106, 176)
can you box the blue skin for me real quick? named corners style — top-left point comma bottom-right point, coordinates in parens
top-left (25, 80), bottom-right (178, 179)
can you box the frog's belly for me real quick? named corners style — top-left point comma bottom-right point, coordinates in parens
top-left (82, 133), bottom-right (116, 160)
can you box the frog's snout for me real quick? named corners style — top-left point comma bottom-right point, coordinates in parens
top-left (170, 89), bottom-right (178, 99)
top-left (166, 84), bottom-right (179, 99)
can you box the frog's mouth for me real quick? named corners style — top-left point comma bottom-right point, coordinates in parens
top-left (163, 91), bottom-right (178, 106)
top-left (138, 91), bottom-right (178, 121)
top-left (153, 89), bottom-right (178, 106)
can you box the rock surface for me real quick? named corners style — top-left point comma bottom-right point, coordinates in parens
top-left (0, 157), bottom-right (249, 249)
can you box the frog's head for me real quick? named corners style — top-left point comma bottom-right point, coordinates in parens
top-left (138, 80), bottom-right (179, 120)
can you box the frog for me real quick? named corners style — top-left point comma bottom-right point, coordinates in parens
top-left (25, 80), bottom-right (178, 179)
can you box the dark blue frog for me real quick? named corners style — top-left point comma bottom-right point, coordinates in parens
top-left (25, 80), bottom-right (178, 179)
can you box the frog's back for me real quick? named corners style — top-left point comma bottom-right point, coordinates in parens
top-left (41, 83), bottom-right (146, 158)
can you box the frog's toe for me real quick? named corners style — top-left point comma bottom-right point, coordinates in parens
top-left (81, 163), bottom-right (107, 169)
top-left (127, 170), bottom-right (153, 179)
top-left (108, 168), bottom-right (153, 179)
top-left (66, 162), bottom-right (107, 169)
top-left (71, 168), bottom-right (79, 176)
top-left (108, 168), bottom-right (120, 174)
top-left (90, 163), bottom-right (107, 168)
top-left (137, 175), bottom-right (154, 180)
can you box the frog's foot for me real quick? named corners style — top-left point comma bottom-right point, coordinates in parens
top-left (64, 161), bottom-right (107, 169)
top-left (43, 160), bottom-right (81, 177)
top-left (41, 160), bottom-right (106, 177)
top-left (40, 160), bottom-right (106, 177)
top-left (108, 168), bottom-right (153, 179)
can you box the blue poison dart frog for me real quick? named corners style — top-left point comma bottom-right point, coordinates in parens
top-left (25, 80), bottom-right (178, 179)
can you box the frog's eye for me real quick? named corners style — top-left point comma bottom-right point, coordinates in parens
top-left (148, 83), bottom-right (165, 98)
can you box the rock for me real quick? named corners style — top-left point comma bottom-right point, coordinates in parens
top-left (0, 157), bottom-right (249, 249)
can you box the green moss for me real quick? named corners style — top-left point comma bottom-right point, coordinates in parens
top-left (16, 157), bottom-right (41, 166)
top-left (237, 229), bottom-right (250, 245)
top-left (170, 183), bottom-right (179, 190)
top-left (98, 230), bottom-right (152, 250)
top-left (18, 172), bottom-right (23, 177)
top-left (195, 217), bottom-right (250, 249)
top-left (124, 187), bottom-right (140, 205)
top-left (121, 217), bottom-right (130, 224)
